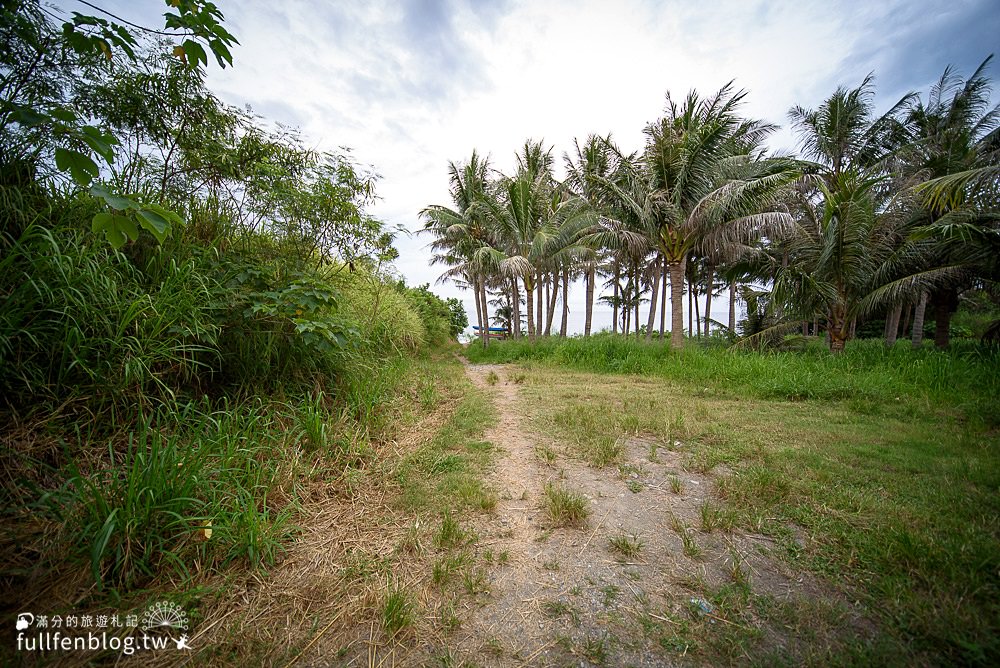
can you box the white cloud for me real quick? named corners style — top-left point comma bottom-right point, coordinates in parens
top-left (98, 0), bottom-right (998, 334)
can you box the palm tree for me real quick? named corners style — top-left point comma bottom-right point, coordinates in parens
top-left (420, 150), bottom-right (494, 347)
top-left (764, 76), bottom-right (916, 352)
top-left (473, 142), bottom-right (595, 340)
top-left (900, 56), bottom-right (1000, 346)
top-left (606, 84), bottom-right (797, 349)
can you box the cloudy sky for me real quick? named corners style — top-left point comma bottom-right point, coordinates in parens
top-left (99, 0), bottom-right (1000, 334)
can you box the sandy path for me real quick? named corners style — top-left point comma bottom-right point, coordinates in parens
top-left (451, 362), bottom-right (854, 667)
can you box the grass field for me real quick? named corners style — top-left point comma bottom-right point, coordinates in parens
top-left (466, 336), bottom-right (1000, 665)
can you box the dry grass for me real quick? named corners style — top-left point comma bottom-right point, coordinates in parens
top-left (131, 355), bottom-right (498, 667)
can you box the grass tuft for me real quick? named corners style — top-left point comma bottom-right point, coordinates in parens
top-left (542, 483), bottom-right (590, 528)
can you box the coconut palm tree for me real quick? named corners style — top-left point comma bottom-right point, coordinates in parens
top-left (600, 84), bottom-right (797, 349)
top-left (420, 150), bottom-right (494, 347)
top-left (900, 56), bottom-right (1000, 346)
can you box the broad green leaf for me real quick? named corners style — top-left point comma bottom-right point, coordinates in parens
top-left (50, 107), bottom-right (78, 123)
top-left (10, 106), bottom-right (49, 126)
top-left (92, 212), bottom-right (138, 249)
top-left (54, 147), bottom-right (99, 185)
top-left (182, 39), bottom-right (208, 69)
top-left (90, 184), bottom-right (138, 211)
top-left (81, 126), bottom-right (115, 163)
top-left (137, 208), bottom-right (171, 243)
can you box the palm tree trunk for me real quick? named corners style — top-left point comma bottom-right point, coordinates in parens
top-left (510, 278), bottom-right (521, 338)
top-left (885, 303), bottom-right (903, 347)
top-left (612, 260), bottom-right (619, 335)
top-left (645, 259), bottom-right (660, 341)
top-left (560, 269), bottom-right (569, 337)
top-left (481, 282), bottom-right (491, 348)
top-left (659, 256), bottom-right (668, 340)
top-left (829, 305), bottom-right (848, 354)
top-left (911, 291), bottom-right (928, 349)
top-left (933, 289), bottom-right (955, 348)
top-left (524, 276), bottom-right (535, 340)
top-left (687, 277), bottom-right (693, 338)
top-left (669, 257), bottom-right (686, 350)
top-left (584, 265), bottom-right (595, 337)
top-left (729, 281), bottom-right (737, 334)
top-left (901, 303), bottom-right (912, 341)
top-left (474, 278), bottom-right (484, 347)
top-left (543, 273), bottom-right (551, 336)
top-left (546, 271), bottom-right (559, 336)
top-left (703, 264), bottom-right (714, 337)
top-left (694, 284), bottom-right (701, 339)
top-left (633, 262), bottom-right (640, 338)
top-left (536, 272), bottom-right (543, 338)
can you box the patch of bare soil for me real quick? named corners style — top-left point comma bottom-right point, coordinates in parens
top-left (453, 364), bottom-right (870, 667)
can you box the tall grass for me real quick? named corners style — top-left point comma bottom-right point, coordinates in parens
top-left (465, 335), bottom-right (1000, 424)
top-left (0, 189), bottom-right (459, 603)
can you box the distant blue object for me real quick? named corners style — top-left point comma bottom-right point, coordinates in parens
top-left (472, 326), bottom-right (508, 332)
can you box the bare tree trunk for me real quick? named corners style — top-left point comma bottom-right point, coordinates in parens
top-left (933, 290), bottom-right (954, 349)
top-left (480, 281), bottom-right (490, 348)
top-left (901, 303), bottom-right (912, 341)
top-left (802, 321), bottom-right (809, 335)
top-left (546, 271), bottom-right (559, 336)
top-left (729, 281), bottom-right (736, 334)
top-left (688, 276), bottom-right (693, 339)
top-left (585, 265), bottom-right (595, 337)
top-left (536, 272), bottom-right (543, 338)
top-left (694, 284), bottom-right (701, 339)
top-left (645, 260), bottom-right (660, 341)
top-left (911, 291), bottom-right (927, 349)
top-left (474, 278), bottom-right (484, 347)
top-left (560, 270), bottom-right (569, 337)
top-left (659, 256), bottom-right (668, 340)
top-left (669, 257), bottom-right (686, 349)
top-left (885, 302), bottom-right (903, 347)
top-left (812, 316), bottom-right (818, 337)
top-left (525, 277), bottom-right (535, 340)
top-left (510, 278), bottom-right (520, 338)
top-left (612, 261), bottom-right (619, 335)
top-left (631, 262), bottom-right (639, 338)
top-left (703, 264), bottom-right (714, 337)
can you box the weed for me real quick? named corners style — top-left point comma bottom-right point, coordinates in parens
top-left (462, 568), bottom-right (489, 595)
top-left (671, 514), bottom-right (702, 558)
top-left (382, 584), bottom-right (414, 637)
top-left (535, 445), bottom-right (557, 466)
top-left (669, 475), bottom-right (683, 494)
top-left (486, 370), bottom-right (499, 385)
top-left (699, 501), bottom-right (735, 532)
top-left (582, 632), bottom-right (610, 664)
top-left (627, 480), bottom-right (643, 493)
top-left (498, 550), bottom-right (510, 564)
top-left (600, 584), bottom-right (621, 607)
top-left (542, 484), bottom-right (590, 528)
top-left (435, 512), bottom-right (467, 549)
top-left (543, 559), bottom-right (560, 571)
top-left (608, 531), bottom-right (644, 559)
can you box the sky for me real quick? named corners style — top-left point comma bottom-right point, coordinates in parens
top-left (96, 0), bottom-right (1000, 335)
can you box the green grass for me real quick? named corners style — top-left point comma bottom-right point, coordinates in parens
top-left (486, 340), bottom-right (1000, 665)
top-left (465, 334), bottom-right (1000, 425)
top-left (382, 584), bottom-right (415, 637)
top-left (608, 531), bottom-right (644, 559)
top-left (542, 483), bottom-right (590, 528)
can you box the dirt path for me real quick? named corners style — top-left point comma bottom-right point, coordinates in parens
top-left (454, 363), bottom-right (853, 667)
